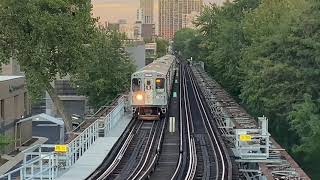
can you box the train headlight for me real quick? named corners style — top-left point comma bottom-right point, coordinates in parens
top-left (136, 94), bottom-right (143, 101)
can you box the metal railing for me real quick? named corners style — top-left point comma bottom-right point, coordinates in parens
top-left (65, 119), bottom-right (100, 168)
top-left (103, 96), bottom-right (125, 136)
top-left (0, 144), bottom-right (57, 180)
top-left (0, 95), bottom-right (127, 180)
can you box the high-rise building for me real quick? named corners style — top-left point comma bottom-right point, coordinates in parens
top-left (135, 0), bottom-right (155, 40)
top-left (137, 8), bottom-right (144, 22)
top-left (182, 11), bottom-right (200, 29)
top-left (106, 20), bottom-right (135, 39)
top-left (159, 0), bottom-right (203, 39)
top-left (140, 0), bottom-right (154, 24)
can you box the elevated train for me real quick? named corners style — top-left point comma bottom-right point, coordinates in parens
top-left (130, 55), bottom-right (176, 120)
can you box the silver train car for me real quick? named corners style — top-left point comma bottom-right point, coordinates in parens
top-left (130, 55), bottom-right (176, 120)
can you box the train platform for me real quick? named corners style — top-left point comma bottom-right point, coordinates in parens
top-left (57, 113), bottom-right (132, 180)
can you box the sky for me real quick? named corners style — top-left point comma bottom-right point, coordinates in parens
top-left (92, 0), bottom-right (226, 25)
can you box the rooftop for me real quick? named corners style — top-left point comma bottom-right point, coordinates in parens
top-left (0, 76), bottom-right (24, 82)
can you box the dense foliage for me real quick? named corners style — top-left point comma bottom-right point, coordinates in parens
top-left (0, 0), bottom-right (96, 131)
top-left (72, 29), bottom-right (135, 109)
top-left (0, 0), bottom-right (134, 131)
top-left (172, 28), bottom-right (205, 61)
top-left (0, 135), bottom-right (12, 154)
top-left (155, 38), bottom-right (169, 58)
top-left (175, 0), bottom-right (320, 178)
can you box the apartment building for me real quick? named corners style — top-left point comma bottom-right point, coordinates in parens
top-left (140, 0), bottom-right (154, 24)
top-left (159, 0), bottom-right (203, 39)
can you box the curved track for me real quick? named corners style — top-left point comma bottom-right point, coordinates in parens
top-left (87, 60), bottom-right (231, 180)
top-left (182, 63), bottom-right (198, 180)
top-left (182, 62), bottom-right (231, 180)
top-left (88, 119), bottom-right (164, 180)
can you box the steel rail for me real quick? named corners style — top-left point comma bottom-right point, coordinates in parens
top-left (182, 64), bottom-right (198, 180)
top-left (189, 66), bottom-right (233, 179)
top-left (186, 66), bottom-right (220, 179)
top-left (138, 65), bottom-right (181, 180)
top-left (125, 121), bottom-right (157, 180)
top-left (93, 121), bottom-right (144, 180)
top-left (137, 117), bottom-right (166, 180)
top-left (170, 63), bottom-right (184, 180)
top-left (186, 65), bottom-right (229, 179)
top-left (195, 71), bottom-right (231, 137)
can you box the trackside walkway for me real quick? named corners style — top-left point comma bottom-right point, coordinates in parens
top-left (57, 113), bottom-right (132, 180)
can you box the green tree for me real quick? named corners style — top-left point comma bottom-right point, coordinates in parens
top-left (184, 33), bottom-right (205, 62)
top-left (240, 0), bottom-right (310, 146)
top-left (172, 28), bottom-right (205, 61)
top-left (155, 38), bottom-right (168, 58)
top-left (195, 0), bottom-right (261, 95)
top-left (72, 30), bottom-right (135, 109)
top-left (0, 0), bottom-right (96, 132)
top-left (187, 0), bottom-right (320, 178)
top-left (172, 28), bottom-right (196, 57)
top-left (289, 94), bottom-right (320, 179)
top-left (0, 135), bottom-right (12, 158)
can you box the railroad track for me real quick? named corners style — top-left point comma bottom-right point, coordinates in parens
top-left (88, 118), bottom-right (165, 180)
top-left (87, 60), bottom-right (231, 180)
top-left (150, 64), bottom-right (181, 180)
top-left (181, 62), bottom-right (231, 180)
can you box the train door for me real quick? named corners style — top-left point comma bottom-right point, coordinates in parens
top-left (144, 78), bottom-right (153, 105)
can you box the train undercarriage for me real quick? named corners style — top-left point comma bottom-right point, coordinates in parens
top-left (132, 106), bottom-right (167, 120)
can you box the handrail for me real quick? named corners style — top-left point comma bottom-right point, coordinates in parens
top-left (0, 95), bottom-right (127, 180)
top-left (72, 94), bottom-right (124, 133)
top-left (0, 152), bottom-right (56, 179)
top-left (66, 95), bottom-right (126, 167)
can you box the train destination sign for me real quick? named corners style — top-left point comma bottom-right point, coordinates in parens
top-left (55, 145), bottom-right (68, 153)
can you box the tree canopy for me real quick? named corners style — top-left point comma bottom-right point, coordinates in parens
top-left (0, 0), bottom-right (135, 132)
top-left (179, 0), bottom-right (320, 178)
top-left (72, 29), bottom-right (135, 109)
top-left (155, 38), bottom-right (169, 58)
top-left (172, 28), bottom-right (204, 61)
top-left (0, 0), bottom-right (96, 131)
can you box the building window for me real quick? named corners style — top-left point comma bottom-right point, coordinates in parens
top-left (0, 99), bottom-right (4, 120)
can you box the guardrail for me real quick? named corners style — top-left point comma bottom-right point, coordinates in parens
top-left (0, 95), bottom-right (127, 180)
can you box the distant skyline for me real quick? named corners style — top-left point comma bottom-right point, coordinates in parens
top-left (92, 0), bottom-right (226, 25)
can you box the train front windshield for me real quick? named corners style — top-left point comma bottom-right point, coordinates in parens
top-left (156, 78), bottom-right (165, 91)
top-left (132, 78), bottom-right (141, 92)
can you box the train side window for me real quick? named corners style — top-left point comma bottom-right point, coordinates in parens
top-left (156, 78), bottom-right (165, 89)
top-left (132, 78), bottom-right (141, 92)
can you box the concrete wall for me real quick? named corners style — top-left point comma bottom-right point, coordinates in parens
top-left (0, 76), bottom-right (32, 154)
top-left (1, 58), bottom-right (24, 76)
top-left (126, 43), bottom-right (146, 70)
top-left (46, 79), bottom-right (88, 119)
top-left (141, 24), bottom-right (155, 39)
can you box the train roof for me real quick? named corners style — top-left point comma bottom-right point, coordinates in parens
top-left (133, 55), bottom-right (175, 76)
